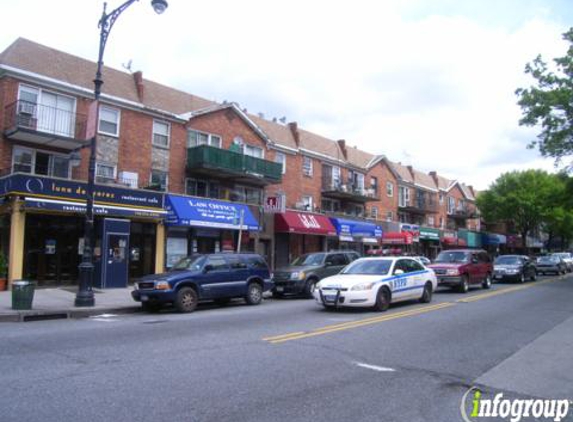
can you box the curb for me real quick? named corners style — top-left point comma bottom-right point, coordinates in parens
top-left (0, 306), bottom-right (142, 323)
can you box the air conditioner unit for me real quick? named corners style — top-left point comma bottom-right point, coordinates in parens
top-left (18, 101), bottom-right (36, 115)
top-left (295, 202), bottom-right (308, 210)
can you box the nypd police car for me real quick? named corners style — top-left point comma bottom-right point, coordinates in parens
top-left (313, 257), bottom-right (437, 311)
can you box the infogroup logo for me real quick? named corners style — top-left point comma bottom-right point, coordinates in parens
top-left (460, 387), bottom-right (571, 422)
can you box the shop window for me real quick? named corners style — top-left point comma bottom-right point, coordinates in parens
top-left (152, 120), bottom-right (170, 148)
top-left (98, 105), bottom-right (120, 136)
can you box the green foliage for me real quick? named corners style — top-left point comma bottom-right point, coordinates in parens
top-left (0, 252), bottom-right (7, 278)
top-left (476, 170), bottom-right (563, 241)
top-left (515, 28), bottom-right (573, 163)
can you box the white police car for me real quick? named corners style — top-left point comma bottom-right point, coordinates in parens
top-left (314, 257), bottom-right (438, 311)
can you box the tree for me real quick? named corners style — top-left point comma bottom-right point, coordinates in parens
top-left (477, 170), bottom-right (562, 251)
top-left (515, 28), bottom-right (573, 164)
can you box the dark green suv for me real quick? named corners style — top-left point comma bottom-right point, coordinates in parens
top-left (272, 251), bottom-right (360, 298)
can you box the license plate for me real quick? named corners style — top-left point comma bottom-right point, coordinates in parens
top-left (494, 275), bottom-right (502, 279)
top-left (324, 295), bottom-right (337, 303)
top-left (276, 286), bottom-right (284, 292)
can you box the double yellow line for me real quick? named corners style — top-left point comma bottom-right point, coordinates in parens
top-left (263, 276), bottom-right (568, 344)
top-left (263, 302), bottom-right (454, 344)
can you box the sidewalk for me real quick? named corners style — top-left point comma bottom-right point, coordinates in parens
top-left (0, 286), bottom-right (140, 322)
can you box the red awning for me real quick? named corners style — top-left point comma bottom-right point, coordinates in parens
top-left (275, 211), bottom-right (337, 236)
top-left (382, 232), bottom-right (413, 245)
top-left (442, 237), bottom-right (467, 246)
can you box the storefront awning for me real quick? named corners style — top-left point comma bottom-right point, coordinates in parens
top-left (329, 217), bottom-right (383, 240)
top-left (165, 195), bottom-right (259, 231)
top-left (442, 237), bottom-right (467, 246)
top-left (419, 227), bottom-right (440, 241)
top-left (24, 197), bottom-right (167, 218)
top-left (275, 211), bottom-right (337, 236)
top-left (382, 231), bottom-right (413, 245)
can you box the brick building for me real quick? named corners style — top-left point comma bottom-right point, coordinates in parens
top-left (0, 38), bottom-right (483, 288)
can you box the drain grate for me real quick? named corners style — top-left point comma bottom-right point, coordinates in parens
top-left (23, 313), bottom-right (68, 322)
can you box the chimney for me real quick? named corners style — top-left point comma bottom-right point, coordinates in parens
top-left (407, 165), bottom-right (415, 179)
top-left (337, 139), bottom-right (347, 160)
top-left (429, 171), bottom-right (439, 185)
top-left (288, 121), bottom-right (300, 147)
top-left (133, 71), bottom-right (144, 102)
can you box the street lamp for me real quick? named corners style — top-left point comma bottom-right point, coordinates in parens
top-left (75, 0), bottom-right (168, 307)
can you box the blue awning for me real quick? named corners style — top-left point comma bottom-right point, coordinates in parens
top-left (329, 217), bottom-right (383, 239)
top-left (165, 195), bottom-right (259, 231)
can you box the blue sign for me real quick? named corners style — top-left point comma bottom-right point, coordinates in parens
top-left (24, 198), bottom-right (165, 219)
top-left (165, 195), bottom-right (259, 231)
top-left (329, 217), bottom-right (383, 239)
top-left (482, 233), bottom-right (507, 246)
top-left (0, 174), bottom-right (163, 210)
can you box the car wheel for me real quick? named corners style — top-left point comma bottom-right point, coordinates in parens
top-left (245, 282), bottom-right (263, 305)
top-left (419, 282), bottom-right (433, 303)
top-left (482, 274), bottom-right (492, 289)
top-left (458, 275), bottom-right (470, 293)
top-left (175, 287), bottom-right (198, 313)
top-left (142, 302), bottom-right (162, 313)
top-left (519, 273), bottom-right (526, 284)
top-left (302, 278), bottom-right (318, 298)
top-left (373, 287), bottom-right (391, 312)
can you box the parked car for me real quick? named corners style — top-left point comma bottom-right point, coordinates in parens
top-left (132, 253), bottom-right (272, 313)
top-left (272, 251), bottom-right (360, 298)
top-left (413, 256), bottom-right (431, 266)
top-left (427, 249), bottom-right (493, 293)
top-left (551, 252), bottom-right (573, 272)
top-left (536, 255), bottom-right (567, 276)
top-left (313, 257), bottom-right (437, 311)
top-left (493, 255), bottom-right (537, 283)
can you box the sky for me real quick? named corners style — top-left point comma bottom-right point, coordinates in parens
top-left (1, 0), bottom-right (572, 191)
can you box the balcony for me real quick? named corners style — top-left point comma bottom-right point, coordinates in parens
top-left (3, 100), bottom-right (88, 150)
top-left (398, 193), bottom-right (439, 215)
top-left (448, 205), bottom-right (478, 220)
top-left (321, 179), bottom-right (379, 203)
top-left (187, 145), bottom-right (282, 186)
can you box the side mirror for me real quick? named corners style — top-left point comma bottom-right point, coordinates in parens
top-left (394, 269), bottom-right (404, 275)
top-left (203, 264), bottom-right (214, 273)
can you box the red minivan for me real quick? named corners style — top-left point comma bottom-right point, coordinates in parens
top-left (428, 249), bottom-right (493, 293)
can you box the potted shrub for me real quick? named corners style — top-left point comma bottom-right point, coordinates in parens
top-left (0, 252), bottom-right (7, 291)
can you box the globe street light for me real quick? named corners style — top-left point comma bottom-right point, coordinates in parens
top-left (75, 0), bottom-right (168, 307)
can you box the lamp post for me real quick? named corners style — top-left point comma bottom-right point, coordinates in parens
top-left (75, 0), bottom-right (168, 307)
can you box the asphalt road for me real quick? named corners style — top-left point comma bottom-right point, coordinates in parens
top-left (1, 274), bottom-right (572, 422)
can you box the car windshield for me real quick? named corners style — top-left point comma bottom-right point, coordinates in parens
top-left (171, 255), bottom-right (206, 271)
top-left (291, 253), bottom-right (325, 266)
top-left (494, 256), bottom-right (521, 265)
top-left (434, 251), bottom-right (469, 263)
top-left (341, 259), bottom-right (392, 275)
top-left (553, 253), bottom-right (570, 259)
top-left (538, 256), bottom-right (556, 263)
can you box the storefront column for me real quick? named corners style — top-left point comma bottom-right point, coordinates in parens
top-left (8, 198), bottom-right (25, 287)
top-left (155, 222), bottom-right (165, 274)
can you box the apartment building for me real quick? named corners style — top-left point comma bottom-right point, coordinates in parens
top-left (0, 38), bottom-right (481, 288)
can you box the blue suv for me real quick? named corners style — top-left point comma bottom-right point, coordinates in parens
top-left (132, 253), bottom-right (273, 313)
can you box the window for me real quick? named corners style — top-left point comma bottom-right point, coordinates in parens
top-left (12, 147), bottom-right (71, 178)
top-left (152, 120), bottom-right (170, 148)
top-left (350, 171), bottom-right (365, 191)
top-left (427, 216), bottom-right (435, 227)
top-left (18, 85), bottom-right (76, 137)
top-left (96, 163), bottom-right (116, 181)
top-left (227, 256), bottom-right (247, 269)
top-left (302, 195), bottom-right (313, 211)
top-left (386, 211), bottom-right (393, 222)
top-left (186, 178), bottom-right (219, 199)
top-left (244, 144), bottom-right (263, 158)
top-left (98, 105), bottom-right (120, 136)
top-left (187, 130), bottom-right (221, 148)
top-left (370, 177), bottom-right (378, 193)
top-left (231, 185), bottom-right (262, 205)
top-left (274, 152), bottom-right (286, 174)
top-left (326, 253), bottom-right (347, 266)
top-left (439, 193), bottom-right (444, 204)
top-left (370, 206), bottom-right (379, 219)
top-left (204, 256), bottom-right (228, 272)
top-left (302, 156), bottom-right (313, 176)
top-left (386, 181), bottom-right (394, 197)
top-left (448, 197), bottom-right (456, 214)
top-left (321, 199), bottom-right (340, 213)
top-left (398, 186), bottom-right (410, 207)
top-left (150, 170), bottom-right (168, 191)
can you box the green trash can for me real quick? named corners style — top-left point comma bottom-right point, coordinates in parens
top-left (12, 280), bottom-right (36, 310)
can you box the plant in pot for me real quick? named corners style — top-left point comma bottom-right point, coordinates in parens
top-left (0, 252), bottom-right (7, 291)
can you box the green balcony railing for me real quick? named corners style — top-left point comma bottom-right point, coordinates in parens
top-left (187, 145), bottom-right (282, 183)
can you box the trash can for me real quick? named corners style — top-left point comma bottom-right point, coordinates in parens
top-left (12, 280), bottom-right (36, 310)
